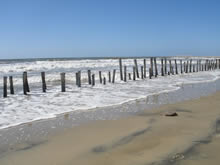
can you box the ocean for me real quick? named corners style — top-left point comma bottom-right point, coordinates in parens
top-left (0, 56), bottom-right (220, 130)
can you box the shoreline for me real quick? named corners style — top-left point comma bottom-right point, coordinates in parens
top-left (0, 89), bottom-right (220, 164)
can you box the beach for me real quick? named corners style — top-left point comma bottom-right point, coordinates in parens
top-left (0, 90), bottom-right (220, 165)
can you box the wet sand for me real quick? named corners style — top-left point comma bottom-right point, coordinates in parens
top-left (1, 92), bottom-right (220, 165)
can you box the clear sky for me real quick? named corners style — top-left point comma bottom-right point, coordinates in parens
top-left (0, 0), bottom-right (220, 59)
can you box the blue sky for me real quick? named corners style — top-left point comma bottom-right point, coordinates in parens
top-left (0, 0), bottom-right (220, 59)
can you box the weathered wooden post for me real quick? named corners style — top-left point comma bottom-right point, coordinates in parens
top-left (169, 60), bottom-right (172, 75)
top-left (133, 66), bottom-right (136, 80)
top-left (196, 60), bottom-right (199, 72)
top-left (193, 64), bottom-right (195, 72)
top-left (175, 59), bottom-right (178, 74)
top-left (23, 72), bottom-right (30, 92)
top-left (119, 58), bottom-right (123, 81)
top-left (184, 62), bottom-right (186, 73)
top-left (124, 66), bottom-right (127, 82)
top-left (103, 77), bottom-right (106, 85)
top-left (41, 72), bottom-right (46, 92)
top-left (3, 76), bottom-right (7, 98)
top-left (134, 59), bottom-right (139, 78)
top-left (128, 73), bottom-right (131, 80)
top-left (144, 59), bottom-right (146, 78)
top-left (141, 66), bottom-right (144, 79)
top-left (219, 59), bottom-right (220, 69)
top-left (149, 68), bottom-right (152, 79)
top-left (88, 70), bottom-right (92, 85)
top-left (99, 71), bottom-right (102, 84)
top-left (9, 76), bottom-right (14, 95)
top-left (76, 72), bottom-right (79, 86)
top-left (154, 57), bottom-right (158, 77)
top-left (165, 58), bottom-right (167, 75)
top-left (150, 57), bottom-right (154, 76)
top-left (180, 60), bottom-right (183, 74)
top-left (189, 59), bottom-right (192, 72)
top-left (92, 74), bottom-right (95, 86)
top-left (108, 71), bottom-right (111, 83)
top-left (186, 61), bottom-right (189, 73)
top-left (78, 71), bottom-right (81, 87)
top-left (161, 59), bottom-right (164, 76)
top-left (112, 69), bottom-right (116, 83)
top-left (61, 73), bottom-right (65, 92)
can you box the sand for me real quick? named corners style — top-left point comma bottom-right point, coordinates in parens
top-left (1, 92), bottom-right (220, 165)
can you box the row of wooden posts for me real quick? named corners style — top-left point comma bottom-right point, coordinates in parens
top-left (2, 58), bottom-right (220, 98)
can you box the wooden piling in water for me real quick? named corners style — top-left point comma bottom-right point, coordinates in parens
top-left (134, 59), bottom-right (139, 78)
top-left (165, 58), bottom-right (167, 75)
top-left (61, 73), bottom-right (65, 92)
top-left (103, 77), bottom-right (106, 85)
top-left (169, 60), bottom-right (172, 75)
top-left (9, 76), bottom-right (14, 95)
top-left (41, 72), bottom-right (46, 92)
top-left (3, 76), bottom-right (7, 98)
top-left (184, 62), bottom-right (186, 73)
top-left (76, 72), bottom-right (79, 86)
top-left (175, 59), bottom-right (178, 74)
top-left (149, 68), bottom-right (152, 79)
top-left (128, 73), bottom-right (131, 80)
top-left (189, 59), bottom-right (192, 73)
top-left (150, 57), bottom-right (154, 77)
top-left (144, 59), bottom-right (146, 78)
top-left (161, 59), bottom-right (164, 76)
top-left (154, 58), bottom-right (158, 77)
top-left (180, 60), bottom-right (183, 74)
top-left (119, 58), bottom-right (123, 81)
top-left (133, 66), bottom-right (136, 80)
top-left (186, 61), bottom-right (189, 73)
top-left (112, 69), bottom-right (116, 83)
top-left (124, 66), bottom-right (127, 82)
top-left (99, 71), bottom-right (102, 84)
top-left (108, 71), bottom-right (111, 83)
top-left (88, 70), bottom-right (92, 85)
top-left (193, 65), bottom-right (195, 72)
top-left (141, 66), bottom-right (144, 79)
top-left (78, 71), bottom-right (81, 87)
top-left (92, 74), bottom-right (95, 86)
top-left (23, 72), bottom-right (29, 95)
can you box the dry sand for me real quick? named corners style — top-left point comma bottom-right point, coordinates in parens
top-left (1, 92), bottom-right (220, 165)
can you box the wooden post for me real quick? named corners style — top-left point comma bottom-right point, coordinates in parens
top-left (41, 72), bottom-right (46, 92)
top-left (9, 76), bottom-right (14, 95)
top-left (141, 66), bottom-right (144, 79)
top-left (103, 77), bottom-right (106, 85)
top-left (219, 59), bottom-right (220, 69)
top-left (124, 66), bottom-right (127, 82)
top-left (149, 68), bottom-right (152, 79)
top-left (150, 57), bottom-right (154, 76)
top-left (144, 59), bottom-right (146, 78)
top-left (108, 71), bottom-right (111, 83)
top-left (184, 62), bottom-right (186, 73)
top-left (165, 58), bottom-right (167, 75)
top-left (134, 59), bottom-right (139, 78)
top-left (175, 59), bottom-right (178, 74)
top-left (189, 59), bottom-right (192, 72)
top-left (161, 59), bottom-right (164, 76)
top-left (78, 71), bottom-right (81, 87)
top-left (76, 72), bottom-right (79, 86)
top-left (196, 60), bottom-right (199, 72)
top-left (119, 58), bottom-right (123, 81)
top-left (169, 60), bottom-right (172, 75)
top-left (193, 64), bottom-right (195, 72)
top-left (88, 70), bottom-right (92, 85)
top-left (180, 60), bottom-right (183, 74)
top-left (99, 71), bottom-right (102, 84)
top-left (186, 61), bottom-right (189, 73)
top-left (61, 73), bottom-right (65, 92)
top-left (23, 72), bottom-right (28, 95)
top-left (112, 69), bottom-right (116, 83)
top-left (133, 66), bottom-right (136, 80)
top-left (92, 74), bottom-right (95, 86)
top-left (23, 72), bottom-right (30, 92)
top-left (154, 57), bottom-right (158, 77)
top-left (128, 73), bottom-right (131, 80)
top-left (3, 76), bottom-right (7, 98)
